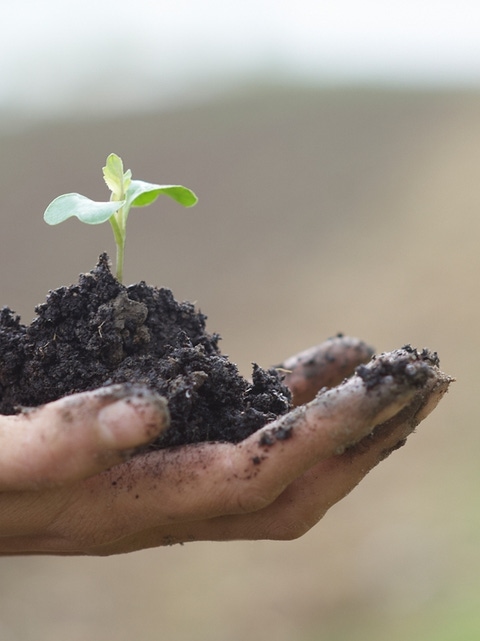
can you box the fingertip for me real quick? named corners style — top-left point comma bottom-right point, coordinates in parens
top-left (97, 389), bottom-right (170, 449)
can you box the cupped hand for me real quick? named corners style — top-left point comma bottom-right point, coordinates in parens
top-left (0, 336), bottom-right (452, 555)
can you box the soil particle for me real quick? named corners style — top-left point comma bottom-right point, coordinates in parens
top-left (0, 254), bottom-right (292, 448)
top-left (355, 346), bottom-right (436, 390)
top-left (259, 424), bottom-right (294, 446)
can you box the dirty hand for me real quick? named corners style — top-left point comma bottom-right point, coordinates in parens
top-left (0, 337), bottom-right (451, 556)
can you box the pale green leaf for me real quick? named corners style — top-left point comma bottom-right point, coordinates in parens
top-left (122, 168), bottom-right (132, 193)
top-left (102, 153), bottom-right (126, 199)
top-left (44, 193), bottom-right (125, 225)
top-left (125, 180), bottom-right (198, 210)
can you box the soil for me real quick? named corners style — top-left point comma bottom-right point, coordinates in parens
top-left (0, 254), bottom-right (292, 448)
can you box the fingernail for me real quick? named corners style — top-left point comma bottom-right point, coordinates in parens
top-left (98, 387), bottom-right (170, 449)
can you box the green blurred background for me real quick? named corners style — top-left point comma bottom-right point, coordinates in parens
top-left (1, 2), bottom-right (479, 639)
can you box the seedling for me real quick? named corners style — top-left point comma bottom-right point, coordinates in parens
top-left (44, 153), bottom-right (197, 282)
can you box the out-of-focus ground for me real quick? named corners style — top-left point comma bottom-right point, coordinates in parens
top-left (0, 86), bottom-right (478, 640)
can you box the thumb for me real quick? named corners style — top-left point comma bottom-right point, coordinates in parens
top-left (0, 384), bottom-right (169, 490)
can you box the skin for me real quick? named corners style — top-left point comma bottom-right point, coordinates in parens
top-left (0, 338), bottom-right (452, 556)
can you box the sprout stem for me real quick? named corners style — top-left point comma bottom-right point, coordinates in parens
top-left (109, 215), bottom-right (126, 282)
top-left (116, 238), bottom-right (125, 283)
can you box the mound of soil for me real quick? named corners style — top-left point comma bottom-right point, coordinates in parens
top-left (0, 255), bottom-right (292, 448)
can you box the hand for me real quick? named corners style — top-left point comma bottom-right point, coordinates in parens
top-left (0, 337), bottom-right (451, 556)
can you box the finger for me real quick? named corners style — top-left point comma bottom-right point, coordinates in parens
top-left (109, 371), bottom-right (450, 551)
top-left (1, 349), bottom-right (450, 555)
top-left (0, 384), bottom-right (169, 490)
top-left (279, 335), bottom-right (375, 405)
top-left (303, 370), bottom-right (451, 514)
top-left (72, 348), bottom-right (451, 538)
top-left (257, 370), bottom-right (451, 540)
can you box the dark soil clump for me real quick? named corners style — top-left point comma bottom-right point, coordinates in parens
top-left (0, 254), bottom-right (292, 448)
top-left (355, 345), bottom-right (439, 390)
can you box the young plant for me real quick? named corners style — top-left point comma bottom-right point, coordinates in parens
top-left (44, 153), bottom-right (198, 283)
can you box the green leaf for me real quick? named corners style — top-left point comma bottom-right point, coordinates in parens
top-left (103, 153), bottom-right (127, 200)
top-left (122, 168), bottom-right (132, 194)
top-left (125, 180), bottom-right (198, 210)
top-left (44, 193), bottom-right (125, 225)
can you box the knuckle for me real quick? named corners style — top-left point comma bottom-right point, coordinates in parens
top-left (235, 485), bottom-right (274, 514)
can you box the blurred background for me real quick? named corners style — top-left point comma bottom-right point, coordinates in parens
top-left (0, 1), bottom-right (479, 639)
